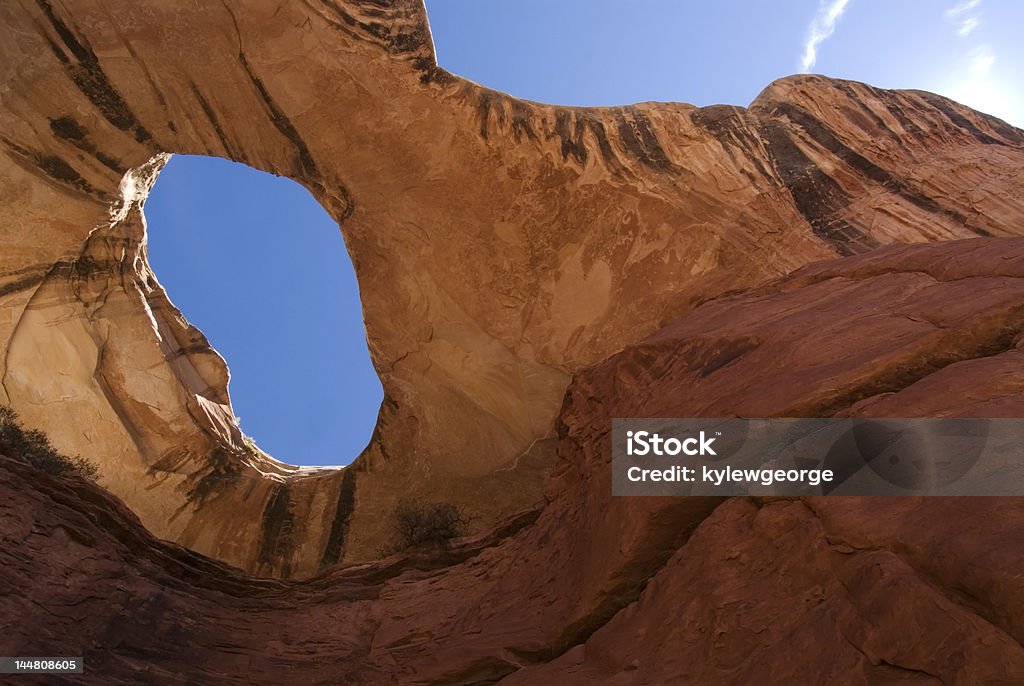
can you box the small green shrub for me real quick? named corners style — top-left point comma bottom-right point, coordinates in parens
top-left (387, 499), bottom-right (469, 552)
top-left (0, 406), bottom-right (99, 480)
top-left (242, 434), bottom-right (259, 455)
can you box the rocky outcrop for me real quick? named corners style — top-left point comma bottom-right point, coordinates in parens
top-left (1, 0), bottom-right (1023, 582)
top-left (5, 237), bottom-right (1024, 684)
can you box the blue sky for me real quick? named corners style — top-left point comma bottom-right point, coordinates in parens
top-left (146, 158), bottom-right (381, 466)
top-left (145, 1), bottom-right (1022, 466)
top-left (426, 0), bottom-right (1021, 124)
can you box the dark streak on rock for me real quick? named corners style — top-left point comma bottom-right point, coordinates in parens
top-left (95, 151), bottom-right (126, 174)
top-left (979, 115), bottom-right (1024, 144)
top-left (352, 0), bottom-right (399, 8)
top-left (38, 155), bottom-right (94, 193)
top-left (832, 82), bottom-right (904, 146)
top-left (0, 273), bottom-right (46, 299)
top-left (258, 483), bottom-right (296, 576)
top-left (306, 0), bottom-right (361, 43)
top-left (179, 342), bottom-right (217, 356)
top-left (554, 110), bottom-right (588, 165)
top-left (189, 82), bottom-right (238, 160)
top-left (773, 101), bottom-right (990, 236)
top-left (34, 0), bottom-right (153, 145)
top-left (690, 105), bottom-right (774, 181)
top-left (318, 0), bottom-right (429, 54)
top-left (772, 102), bottom-right (895, 185)
top-left (477, 92), bottom-right (493, 140)
top-left (756, 121), bottom-right (878, 256)
top-left (49, 115), bottom-right (88, 142)
top-left (319, 468), bottom-right (357, 569)
top-left (510, 100), bottom-right (538, 143)
top-left (387, 29), bottom-right (425, 54)
top-left (184, 446), bottom-right (244, 507)
top-left (49, 257), bottom-right (115, 281)
top-left (914, 92), bottom-right (1004, 146)
top-left (49, 115), bottom-right (127, 174)
top-left (879, 97), bottom-right (930, 143)
top-left (475, 92), bottom-right (542, 146)
top-left (614, 111), bottom-right (675, 172)
top-left (219, 1), bottom-right (353, 219)
top-left (320, 0), bottom-right (358, 27)
top-left (412, 57), bottom-right (456, 85)
top-left (584, 118), bottom-right (621, 171)
top-left (1, 135), bottom-right (98, 196)
top-left (237, 54), bottom-right (319, 180)
top-left (689, 105), bottom-right (742, 136)
top-left (119, 30), bottom-right (175, 131)
top-left (39, 33), bottom-right (69, 64)
top-left (359, 20), bottom-right (389, 41)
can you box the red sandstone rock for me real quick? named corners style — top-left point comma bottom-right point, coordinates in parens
top-left (1, 0), bottom-right (1023, 577)
top-left (3, 1), bottom-right (1024, 683)
top-left (5, 237), bottom-right (1024, 683)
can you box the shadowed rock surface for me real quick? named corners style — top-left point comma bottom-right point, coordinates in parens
top-left (3, 1), bottom-right (1024, 682)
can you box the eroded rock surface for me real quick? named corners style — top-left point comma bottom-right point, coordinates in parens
top-left (2, 0), bottom-right (1023, 577)
top-left (5, 238), bottom-right (1024, 684)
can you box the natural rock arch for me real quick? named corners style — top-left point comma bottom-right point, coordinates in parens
top-left (2, 0), bottom-right (1022, 577)
top-left (143, 154), bottom-right (384, 466)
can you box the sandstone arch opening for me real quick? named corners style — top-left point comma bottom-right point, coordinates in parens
top-left (144, 155), bottom-right (383, 467)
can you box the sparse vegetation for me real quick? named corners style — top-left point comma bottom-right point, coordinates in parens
top-left (0, 405), bottom-right (99, 480)
top-left (241, 434), bottom-right (259, 455)
top-left (385, 499), bottom-right (470, 553)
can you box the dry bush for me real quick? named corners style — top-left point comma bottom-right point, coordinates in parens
top-left (0, 405), bottom-right (99, 480)
top-left (386, 499), bottom-right (470, 553)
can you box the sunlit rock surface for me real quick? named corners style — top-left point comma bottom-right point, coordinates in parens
top-left (1, 0), bottom-right (1023, 644)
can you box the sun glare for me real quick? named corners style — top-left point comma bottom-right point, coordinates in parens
top-left (938, 47), bottom-right (1023, 127)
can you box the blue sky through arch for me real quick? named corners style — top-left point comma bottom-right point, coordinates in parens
top-left (146, 156), bottom-right (382, 466)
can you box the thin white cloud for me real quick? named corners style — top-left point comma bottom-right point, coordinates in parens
top-left (944, 0), bottom-right (982, 37)
top-left (800, 0), bottom-right (852, 72)
top-left (944, 0), bottom-right (981, 18)
top-left (957, 16), bottom-right (979, 36)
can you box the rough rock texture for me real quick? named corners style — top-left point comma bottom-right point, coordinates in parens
top-left (2, 0), bottom-right (1024, 577)
top-left (5, 238), bottom-right (1024, 684)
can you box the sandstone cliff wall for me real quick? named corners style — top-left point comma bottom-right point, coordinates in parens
top-left (1, 0), bottom-right (1022, 577)
top-left (4, 238), bottom-right (1024, 683)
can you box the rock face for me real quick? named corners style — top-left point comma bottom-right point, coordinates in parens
top-left (2, 1), bottom-right (1024, 681)
top-left (5, 237), bottom-right (1024, 684)
top-left (2, 0), bottom-right (1024, 578)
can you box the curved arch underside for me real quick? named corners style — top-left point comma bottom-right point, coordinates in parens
top-left (1, 0), bottom-right (1024, 584)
